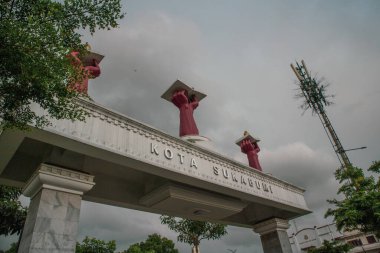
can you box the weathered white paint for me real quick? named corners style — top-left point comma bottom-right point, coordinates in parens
top-left (30, 99), bottom-right (309, 212)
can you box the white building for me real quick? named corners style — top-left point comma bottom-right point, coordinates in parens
top-left (289, 223), bottom-right (380, 253)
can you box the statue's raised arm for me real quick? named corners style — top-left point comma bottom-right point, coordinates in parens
top-left (171, 89), bottom-right (199, 137)
top-left (236, 132), bottom-right (263, 171)
top-left (162, 80), bottom-right (206, 137)
top-left (68, 49), bottom-right (103, 95)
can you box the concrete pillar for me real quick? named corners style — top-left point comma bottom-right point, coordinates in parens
top-left (314, 226), bottom-right (322, 248)
top-left (18, 163), bottom-right (95, 253)
top-left (253, 218), bottom-right (292, 253)
top-left (292, 233), bottom-right (302, 253)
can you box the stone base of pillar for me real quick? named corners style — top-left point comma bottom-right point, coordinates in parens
top-left (18, 164), bottom-right (95, 253)
top-left (253, 218), bottom-right (292, 253)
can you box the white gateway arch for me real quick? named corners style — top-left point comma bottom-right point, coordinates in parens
top-left (0, 99), bottom-right (310, 253)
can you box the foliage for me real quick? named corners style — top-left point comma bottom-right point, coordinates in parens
top-left (124, 233), bottom-right (178, 253)
top-left (0, 185), bottom-right (27, 236)
top-left (76, 236), bottom-right (116, 253)
top-left (160, 215), bottom-right (227, 252)
top-left (325, 161), bottom-right (380, 237)
top-left (307, 240), bottom-right (351, 253)
top-left (122, 244), bottom-right (151, 253)
top-left (0, 242), bottom-right (18, 253)
top-left (0, 0), bottom-right (124, 130)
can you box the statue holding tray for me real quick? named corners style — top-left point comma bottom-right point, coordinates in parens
top-left (236, 131), bottom-right (262, 171)
top-left (162, 80), bottom-right (206, 137)
top-left (68, 45), bottom-right (103, 94)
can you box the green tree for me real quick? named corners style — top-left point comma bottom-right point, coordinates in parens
top-left (4, 242), bottom-right (18, 253)
top-left (307, 240), bottom-right (351, 253)
top-left (0, 185), bottom-right (27, 236)
top-left (325, 161), bottom-right (380, 237)
top-left (124, 233), bottom-right (178, 253)
top-left (123, 244), bottom-right (147, 253)
top-left (160, 216), bottom-right (227, 253)
top-left (76, 236), bottom-right (116, 253)
top-left (0, 0), bottom-right (124, 130)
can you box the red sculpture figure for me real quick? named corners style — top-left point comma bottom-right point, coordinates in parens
top-left (171, 89), bottom-right (199, 137)
top-left (68, 51), bottom-right (101, 94)
top-left (240, 139), bottom-right (262, 171)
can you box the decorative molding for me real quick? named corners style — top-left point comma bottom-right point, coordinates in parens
top-left (23, 163), bottom-right (95, 198)
top-left (32, 99), bottom-right (309, 211)
top-left (253, 218), bottom-right (290, 235)
top-left (80, 99), bottom-right (305, 191)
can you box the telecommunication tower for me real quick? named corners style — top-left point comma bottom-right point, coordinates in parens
top-left (290, 60), bottom-right (353, 168)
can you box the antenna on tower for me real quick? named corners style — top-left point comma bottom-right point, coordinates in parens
top-left (290, 60), bottom-right (365, 169)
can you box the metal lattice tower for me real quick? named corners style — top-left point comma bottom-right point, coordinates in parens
top-left (290, 60), bottom-right (352, 169)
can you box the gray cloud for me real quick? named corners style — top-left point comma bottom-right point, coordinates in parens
top-left (60, 2), bottom-right (380, 251)
top-left (77, 201), bottom-right (264, 253)
top-left (261, 143), bottom-right (341, 228)
top-left (85, 11), bottom-right (204, 137)
top-left (2, 1), bottom-right (380, 252)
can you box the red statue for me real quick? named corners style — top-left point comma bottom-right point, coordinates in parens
top-left (68, 51), bottom-right (101, 94)
top-left (171, 89), bottom-right (199, 137)
top-left (240, 139), bottom-right (262, 171)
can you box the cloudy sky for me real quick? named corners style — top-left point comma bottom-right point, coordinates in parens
top-left (1, 0), bottom-right (380, 252)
